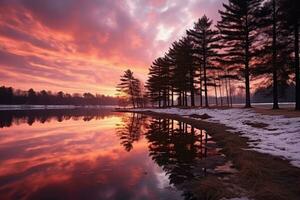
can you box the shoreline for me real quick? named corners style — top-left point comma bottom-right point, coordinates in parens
top-left (117, 107), bottom-right (300, 168)
top-left (122, 109), bottom-right (300, 200)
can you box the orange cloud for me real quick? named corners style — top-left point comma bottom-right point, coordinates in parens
top-left (0, 0), bottom-right (224, 95)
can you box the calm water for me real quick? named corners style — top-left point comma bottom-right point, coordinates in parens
top-left (0, 109), bottom-right (232, 200)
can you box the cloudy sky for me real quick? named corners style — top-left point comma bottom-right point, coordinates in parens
top-left (0, 0), bottom-right (225, 95)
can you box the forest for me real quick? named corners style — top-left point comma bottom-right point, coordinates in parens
top-left (0, 86), bottom-right (118, 105)
top-left (119, 0), bottom-right (299, 110)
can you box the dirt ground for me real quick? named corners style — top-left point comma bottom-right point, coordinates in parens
top-left (252, 107), bottom-right (300, 118)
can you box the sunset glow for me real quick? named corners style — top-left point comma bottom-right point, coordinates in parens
top-left (0, 0), bottom-right (299, 198)
top-left (0, 113), bottom-right (179, 199)
top-left (0, 0), bottom-right (224, 95)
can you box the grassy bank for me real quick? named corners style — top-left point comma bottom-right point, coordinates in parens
top-left (126, 110), bottom-right (300, 200)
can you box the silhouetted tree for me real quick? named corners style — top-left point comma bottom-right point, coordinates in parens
top-left (147, 64), bottom-right (162, 107)
top-left (168, 37), bottom-right (195, 107)
top-left (279, 0), bottom-right (300, 110)
top-left (116, 69), bottom-right (142, 108)
top-left (187, 15), bottom-right (219, 107)
top-left (270, 0), bottom-right (280, 109)
top-left (253, 0), bottom-right (294, 109)
top-left (144, 0), bottom-right (297, 109)
top-left (217, 0), bottom-right (262, 108)
top-left (27, 88), bottom-right (36, 104)
top-left (0, 86), bottom-right (13, 104)
top-left (147, 56), bottom-right (172, 107)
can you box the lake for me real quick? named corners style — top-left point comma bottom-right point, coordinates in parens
top-left (0, 109), bottom-right (233, 200)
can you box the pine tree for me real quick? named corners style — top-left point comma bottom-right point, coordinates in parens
top-left (146, 56), bottom-right (172, 107)
top-left (167, 37), bottom-right (195, 106)
top-left (117, 69), bottom-right (141, 108)
top-left (254, 0), bottom-right (293, 109)
top-left (168, 41), bottom-right (186, 106)
top-left (187, 15), bottom-right (219, 107)
top-left (217, 0), bottom-right (262, 108)
top-left (147, 64), bottom-right (162, 107)
top-left (271, 0), bottom-right (279, 109)
top-left (279, 0), bottom-right (300, 110)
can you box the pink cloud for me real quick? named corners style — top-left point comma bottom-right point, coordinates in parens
top-left (0, 0), bottom-right (225, 95)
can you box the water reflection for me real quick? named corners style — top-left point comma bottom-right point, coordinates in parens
top-left (0, 110), bottom-right (183, 200)
top-left (0, 110), bottom-right (232, 200)
top-left (116, 113), bottom-right (148, 152)
top-left (0, 108), bottom-right (114, 128)
top-left (146, 118), bottom-right (227, 199)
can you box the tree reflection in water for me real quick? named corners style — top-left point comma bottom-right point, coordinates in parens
top-left (0, 111), bottom-right (233, 200)
top-left (145, 117), bottom-right (228, 200)
top-left (115, 113), bottom-right (148, 151)
top-left (0, 108), bottom-right (115, 128)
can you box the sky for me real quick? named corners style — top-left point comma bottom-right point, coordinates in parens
top-left (0, 0), bottom-right (225, 96)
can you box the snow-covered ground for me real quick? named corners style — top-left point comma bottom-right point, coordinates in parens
top-left (135, 108), bottom-right (300, 168)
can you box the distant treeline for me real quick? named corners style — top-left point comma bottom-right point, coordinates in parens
top-left (0, 86), bottom-right (119, 105)
top-left (253, 84), bottom-right (295, 103)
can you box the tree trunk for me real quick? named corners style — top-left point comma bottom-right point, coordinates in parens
top-left (272, 0), bottom-right (279, 109)
top-left (131, 95), bottom-right (135, 108)
top-left (219, 84), bottom-right (223, 107)
top-left (224, 77), bottom-right (230, 107)
top-left (245, 62), bottom-right (251, 107)
top-left (158, 91), bottom-right (161, 108)
top-left (164, 89), bottom-right (167, 107)
top-left (203, 64), bottom-right (209, 107)
top-left (294, 22), bottom-right (300, 110)
top-left (167, 88), bottom-right (170, 107)
top-left (184, 91), bottom-right (188, 106)
top-left (203, 39), bottom-right (209, 107)
top-left (190, 68), bottom-right (195, 107)
top-left (245, 19), bottom-right (252, 108)
top-left (171, 87), bottom-right (174, 107)
top-left (228, 76), bottom-right (233, 107)
top-left (218, 72), bottom-right (223, 107)
top-left (199, 65), bottom-right (203, 107)
top-left (182, 91), bottom-right (184, 106)
top-left (181, 91), bottom-right (183, 106)
top-left (130, 84), bottom-right (135, 108)
top-left (214, 77), bottom-right (218, 106)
